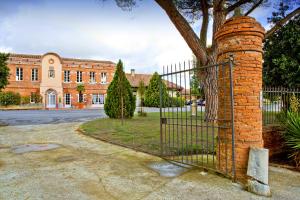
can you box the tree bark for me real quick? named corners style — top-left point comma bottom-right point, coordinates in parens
top-left (201, 0), bottom-right (226, 122)
top-left (156, 0), bottom-right (227, 121)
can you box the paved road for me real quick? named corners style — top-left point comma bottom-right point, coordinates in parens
top-left (0, 109), bottom-right (107, 126)
top-left (0, 107), bottom-right (194, 126)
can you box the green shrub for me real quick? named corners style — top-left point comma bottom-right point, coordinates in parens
top-left (0, 91), bottom-right (21, 106)
top-left (138, 111), bottom-right (147, 117)
top-left (279, 111), bottom-right (300, 168)
top-left (21, 96), bottom-right (30, 105)
top-left (104, 60), bottom-right (135, 118)
top-left (168, 96), bottom-right (185, 107)
top-left (144, 72), bottom-right (169, 107)
top-left (0, 53), bottom-right (10, 91)
top-left (31, 93), bottom-right (42, 103)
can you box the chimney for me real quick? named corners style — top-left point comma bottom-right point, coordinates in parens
top-left (131, 69), bottom-right (135, 77)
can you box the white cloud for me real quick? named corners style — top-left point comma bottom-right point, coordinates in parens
top-left (0, 1), bottom-right (192, 74)
top-left (0, 46), bottom-right (13, 53)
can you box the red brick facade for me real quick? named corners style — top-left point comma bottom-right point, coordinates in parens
top-left (215, 16), bottom-right (265, 183)
top-left (4, 52), bottom-right (115, 108)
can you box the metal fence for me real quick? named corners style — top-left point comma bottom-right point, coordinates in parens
top-left (159, 57), bottom-right (235, 178)
top-left (263, 87), bottom-right (300, 125)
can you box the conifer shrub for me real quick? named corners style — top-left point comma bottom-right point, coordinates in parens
top-left (144, 72), bottom-right (169, 107)
top-left (104, 60), bottom-right (135, 118)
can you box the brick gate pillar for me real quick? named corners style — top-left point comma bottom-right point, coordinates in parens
top-left (215, 16), bottom-right (265, 183)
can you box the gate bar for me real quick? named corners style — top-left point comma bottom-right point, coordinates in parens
top-left (229, 55), bottom-right (236, 181)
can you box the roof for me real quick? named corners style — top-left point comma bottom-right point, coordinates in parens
top-left (125, 73), bottom-right (183, 91)
top-left (8, 53), bottom-right (115, 65)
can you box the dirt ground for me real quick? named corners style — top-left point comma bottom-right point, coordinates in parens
top-left (0, 122), bottom-right (300, 200)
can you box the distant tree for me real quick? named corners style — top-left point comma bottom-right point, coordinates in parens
top-left (104, 60), bottom-right (135, 119)
top-left (263, 4), bottom-right (300, 88)
top-left (144, 72), bottom-right (168, 107)
top-left (190, 73), bottom-right (204, 98)
top-left (0, 53), bottom-right (10, 91)
top-left (76, 84), bottom-right (85, 103)
top-left (137, 80), bottom-right (146, 115)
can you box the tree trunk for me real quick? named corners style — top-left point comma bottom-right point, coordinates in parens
top-left (202, 0), bottom-right (226, 122)
top-left (155, 0), bottom-right (226, 121)
top-left (203, 65), bottom-right (218, 121)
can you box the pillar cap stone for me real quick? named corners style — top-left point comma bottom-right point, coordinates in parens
top-left (215, 16), bottom-right (265, 41)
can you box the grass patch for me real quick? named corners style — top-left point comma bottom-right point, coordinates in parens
top-left (80, 112), bottom-right (218, 156)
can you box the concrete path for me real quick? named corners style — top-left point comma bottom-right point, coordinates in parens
top-left (0, 123), bottom-right (299, 200)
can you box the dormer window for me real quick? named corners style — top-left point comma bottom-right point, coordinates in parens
top-left (48, 66), bottom-right (55, 78)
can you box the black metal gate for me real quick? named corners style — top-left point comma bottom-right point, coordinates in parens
top-left (159, 56), bottom-right (235, 178)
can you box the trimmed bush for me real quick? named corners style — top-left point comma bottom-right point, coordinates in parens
top-left (144, 72), bottom-right (169, 107)
top-left (168, 97), bottom-right (185, 107)
top-left (104, 60), bottom-right (135, 118)
top-left (31, 93), bottom-right (42, 103)
top-left (21, 96), bottom-right (30, 105)
top-left (0, 91), bottom-right (21, 106)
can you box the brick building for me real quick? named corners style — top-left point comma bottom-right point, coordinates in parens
top-left (4, 52), bottom-right (115, 109)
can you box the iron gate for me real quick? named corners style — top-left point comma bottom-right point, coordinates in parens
top-left (159, 56), bottom-right (235, 178)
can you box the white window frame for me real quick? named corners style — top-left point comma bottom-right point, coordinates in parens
top-left (77, 93), bottom-right (85, 102)
top-left (89, 71), bottom-right (96, 83)
top-left (16, 67), bottom-right (23, 81)
top-left (92, 94), bottom-right (105, 105)
top-left (101, 72), bottom-right (107, 84)
top-left (64, 93), bottom-right (71, 107)
top-left (31, 68), bottom-right (38, 81)
top-left (64, 70), bottom-right (70, 83)
top-left (77, 71), bottom-right (82, 83)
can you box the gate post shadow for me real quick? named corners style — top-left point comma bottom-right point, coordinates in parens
top-left (215, 16), bottom-right (265, 184)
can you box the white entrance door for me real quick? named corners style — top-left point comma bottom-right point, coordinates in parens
top-left (47, 92), bottom-right (56, 108)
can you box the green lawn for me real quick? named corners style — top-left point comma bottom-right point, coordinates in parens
top-left (80, 112), bottom-right (219, 159)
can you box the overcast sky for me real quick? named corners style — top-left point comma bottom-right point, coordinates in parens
top-left (0, 0), bottom-right (279, 74)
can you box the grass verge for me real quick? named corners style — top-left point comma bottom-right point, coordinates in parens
top-left (80, 112), bottom-right (218, 156)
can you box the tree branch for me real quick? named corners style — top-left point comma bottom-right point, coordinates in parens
top-left (226, 0), bottom-right (252, 14)
top-left (265, 7), bottom-right (300, 39)
top-left (244, 0), bottom-right (263, 16)
top-left (155, 0), bottom-right (208, 65)
top-left (200, 0), bottom-right (209, 47)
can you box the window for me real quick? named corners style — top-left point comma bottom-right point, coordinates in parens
top-left (31, 68), bottom-right (38, 81)
top-left (64, 70), bottom-right (70, 82)
top-left (78, 94), bottom-right (84, 102)
top-left (92, 94), bottom-right (105, 104)
top-left (77, 71), bottom-right (82, 83)
top-left (101, 72), bottom-right (107, 84)
top-left (89, 71), bottom-right (95, 83)
top-left (48, 66), bottom-right (55, 78)
top-left (65, 93), bottom-right (71, 105)
top-left (16, 67), bottom-right (23, 81)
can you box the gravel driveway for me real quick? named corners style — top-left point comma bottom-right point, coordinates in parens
top-left (1, 122), bottom-right (300, 200)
